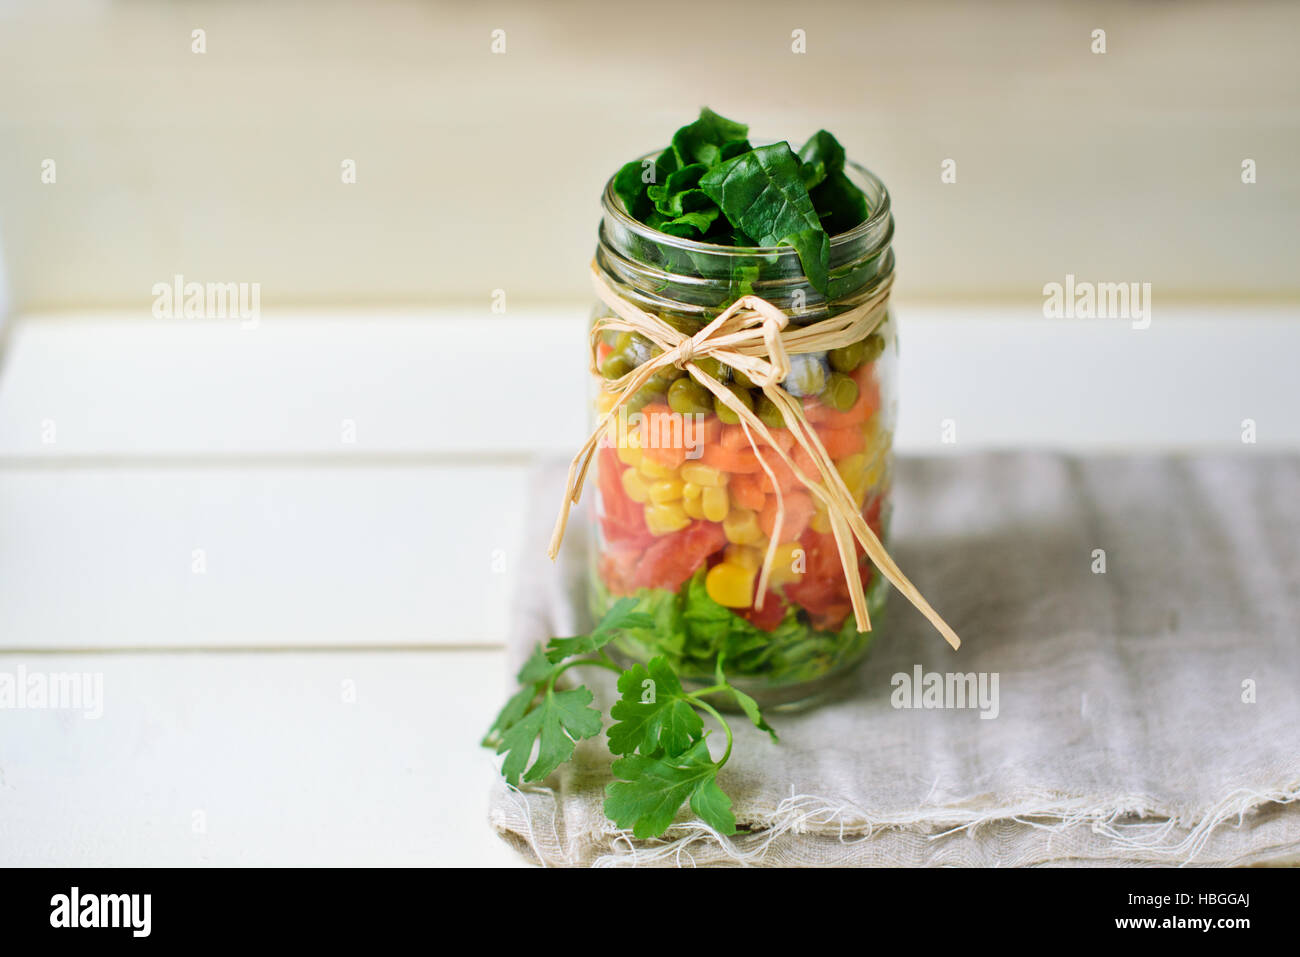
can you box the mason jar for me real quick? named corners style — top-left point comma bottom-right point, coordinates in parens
top-left (586, 154), bottom-right (897, 711)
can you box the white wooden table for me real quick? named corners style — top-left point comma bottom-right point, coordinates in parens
top-left (1, 305), bottom-right (1295, 865)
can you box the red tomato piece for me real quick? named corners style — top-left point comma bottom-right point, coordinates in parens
top-left (741, 591), bottom-right (787, 631)
top-left (596, 444), bottom-right (653, 549)
top-left (631, 520), bottom-right (726, 591)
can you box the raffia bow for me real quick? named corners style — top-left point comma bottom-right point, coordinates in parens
top-left (547, 261), bottom-right (960, 650)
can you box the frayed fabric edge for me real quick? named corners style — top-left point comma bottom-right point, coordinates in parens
top-left (489, 780), bottom-right (1300, 868)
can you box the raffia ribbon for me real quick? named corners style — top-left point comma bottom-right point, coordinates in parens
top-left (547, 261), bottom-right (960, 650)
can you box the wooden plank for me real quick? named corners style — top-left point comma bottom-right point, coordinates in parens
top-left (0, 649), bottom-right (528, 866)
top-left (895, 309), bottom-right (1300, 451)
top-left (0, 465), bottom-right (530, 649)
top-left (2, 308), bottom-right (1298, 458)
top-left (0, 312), bottom-right (590, 457)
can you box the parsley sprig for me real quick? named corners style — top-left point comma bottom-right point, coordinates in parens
top-left (482, 598), bottom-right (779, 839)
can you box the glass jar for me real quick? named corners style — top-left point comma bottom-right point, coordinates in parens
top-left (586, 154), bottom-right (897, 711)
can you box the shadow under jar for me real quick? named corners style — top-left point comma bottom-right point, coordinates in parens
top-left (588, 155), bottom-right (898, 712)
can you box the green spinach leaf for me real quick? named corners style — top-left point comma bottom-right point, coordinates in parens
top-left (671, 107), bottom-right (750, 167)
top-left (699, 143), bottom-right (830, 293)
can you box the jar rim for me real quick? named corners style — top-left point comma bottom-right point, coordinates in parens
top-left (600, 149), bottom-right (893, 259)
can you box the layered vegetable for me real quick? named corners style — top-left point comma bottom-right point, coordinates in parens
top-left (591, 333), bottom-right (892, 688)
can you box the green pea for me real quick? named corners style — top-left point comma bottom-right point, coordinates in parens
top-left (714, 384), bottom-right (755, 425)
top-left (668, 377), bottom-right (714, 415)
top-left (624, 385), bottom-right (656, 414)
top-left (692, 356), bottom-right (729, 382)
top-left (829, 334), bottom-right (886, 373)
top-left (861, 333), bottom-right (885, 363)
top-left (649, 363), bottom-right (683, 390)
top-left (731, 367), bottom-right (757, 389)
top-left (756, 395), bottom-right (786, 428)
top-left (824, 373), bottom-right (859, 412)
top-left (829, 339), bottom-right (867, 373)
top-left (599, 352), bottom-right (632, 379)
top-left (614, 331), bottom-right (653, 368)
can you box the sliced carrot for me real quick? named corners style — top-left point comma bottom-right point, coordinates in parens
top-left (816, 425), bottom-right (866, 460)
top-left (641, 441), bottom-right (688, 468)
top-left (720, 422), bottom-right (795, 451)
top-left (730, 472), bottom-right (768, 511)
top-left (700, 442), bottom-right (762, 473)
top-left (637, 404), bottom-right (692, 468)
top-left (758, 428), bottom-right (796, 452)
top-left (759, 490), bottom-right (815, 543)
top-left (719, 424), bottom-right (748, 450)
top-left (758, 452), bottom-right (805, 493)
top-left (802, 366), bottom-right (881, 429)
top-left (792, 444), bottom-right (819, 477)
top-left (684, 414), bottom-right (722, 450)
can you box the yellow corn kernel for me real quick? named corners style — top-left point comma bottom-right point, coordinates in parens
top-left (810, 507), bottom-right (831, 534)
top-left (614, 421), bottom-right (643, 466)
top-left (596, 391), bottom-right (618, 415)
top-left (682, 494), bottom-right (705, 520)
top-left (680, 462), bottom-right (727, 488)
top-left (705, 561), bottom-right (756, 608)
top-left (725, 544), bottom-right (763, 571)
top-left (616, 441), bottom-right (643, 468)
top-left (864, 459), bottom-right (886, 494)
top-left (644, 502), bottom-right (691, 536)
top-left (647, 478), bottom-right (684, 504)
top-left (723, 507), bottom-right (762, 545)
top-left (836, 452), bottom-right (872, 506)
top-left (836, 452), bottom-right (869, 487)
top-left (637, 457), bottom-right (677, 480)
top-left (768, 542), bottom-right (806, 586)
top-left (621, 468), bottom-right (650, 504)
top-left (851, 476), bottom-right (871, 508)
top-left (681, 481), bottom-right (703, 501)
top-left (701, 486), bottom-right (729, 522)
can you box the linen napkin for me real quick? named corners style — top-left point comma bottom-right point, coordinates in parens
top-left (488, 453), bottom-right (1300, 866)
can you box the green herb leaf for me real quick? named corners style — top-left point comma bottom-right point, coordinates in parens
top-left (481, 643), bottom-right (553, 747)
top-left (544, 596), bottom-right (655, 663)
top-left (515, 643), bottom-right (555, 684)
top-left (699, 143), bottom-right (830, 293)
top-left (497, 686), bottom-right (604, 786)
top-left (605, 736), bottom-right (736, 838)
top-left (714, 651), bottom-right (778, 743)
top-left (482, 684), bottom-right (538, 749)
top-left (730, 687), bottom-right (779, 742)
top-left (607, 657), bottom-right (704, 757)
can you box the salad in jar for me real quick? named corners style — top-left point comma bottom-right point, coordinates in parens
top-left (585, 108), bottom-right (899, 709)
